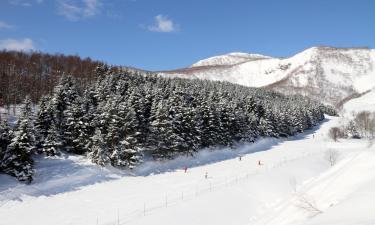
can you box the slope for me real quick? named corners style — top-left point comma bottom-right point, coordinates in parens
top-left (161, 47), bottom-right (375, 106)
top-left (1, 114), bottom-right (374, 225)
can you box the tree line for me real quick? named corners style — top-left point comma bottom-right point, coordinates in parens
top-left (0, 50), bottom-right (121, 105)
top-left (0, 67), bottom-right (337, 183)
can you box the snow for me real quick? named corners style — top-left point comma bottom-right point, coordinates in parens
top-left (1, 114), bottom-right (375, 225)
top-left (343, 89), bottom-right (375, 117)
top-left (252, 144), bottom-right (375, 225)
top-left (191, 52), bottom-right (272, 67)
top-left (161, 47), bottom-right (375, 105)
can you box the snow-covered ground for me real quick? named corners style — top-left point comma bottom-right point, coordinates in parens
top-left (1, 114), bottom-right (374, 225)
top-left (343, 89), bottom-right (375, 117)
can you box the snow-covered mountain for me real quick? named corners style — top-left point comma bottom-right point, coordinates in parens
top-left (191, 52), bottom-right (272, 67)
top-left (161, 47), bottom-right (375, 107)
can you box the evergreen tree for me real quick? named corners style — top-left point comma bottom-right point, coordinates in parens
top-left (1, 118), bottom-right (34, 183)
top-left (50, 75), bottom-right (79, 144)
top-left (0, 120), bottom-right (12, 172)
top-left (88, 129), bottom-right (110, 166)
top-left (41, 122), bottom-right (62, 156)
top-left (148, 100), bottom-right (175, 159)
top-left (34, 96), bottom-right (56, 154)
top-left (62, 97), bottom-right (90, 154)
top-left (1, 97), bottom-right (35, 182)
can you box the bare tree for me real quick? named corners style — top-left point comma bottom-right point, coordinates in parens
top-left (328, 127), bottom-right (341, 142)
top-left (354, 111), bottom-right (373, 138)
top-left (0, 50), bottom-right (110, 104)
top-left (325, 149), bottom-right (340, 166)
top-left (295, 194), bottom-right (322, 216)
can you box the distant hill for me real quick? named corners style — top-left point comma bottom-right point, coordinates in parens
top-left (160, 47), bottom-right (375, 107)
top-left (0, 51), bottom-right (117, 105)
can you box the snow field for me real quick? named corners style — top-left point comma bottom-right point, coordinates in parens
top-left (1, 116), bottom-right (364, 225)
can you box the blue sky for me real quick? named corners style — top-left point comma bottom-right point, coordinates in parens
top-left (0, 0), bottom-right (374, 70)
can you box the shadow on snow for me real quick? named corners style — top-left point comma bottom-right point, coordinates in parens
top-left (0, 117), bottom-right (329, 203)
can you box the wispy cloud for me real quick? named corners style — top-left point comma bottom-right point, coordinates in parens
top-left (0, 38), bottom-right (35, 51)
top-left (7, 0), bottom-right (43, 6)
top-left (0, 21), bottom-right (14, 30)
top-left (57, 0), bottom-right (101, 21)
top-left (8, 0), bottom-right (32, 7)
top-left (148, 14), bottom-right (178, 33)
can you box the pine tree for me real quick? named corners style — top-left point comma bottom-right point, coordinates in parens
top-left (1, 97), bottom-right (35, 182)
top-left (346, 120), bottom-right (360, 139)
top-left (179, 106), bottom-right (203, 155)
top-left (62, 97), bottom-right (89, 154)
top-left (41, 122), bottom-right (62, 156)
top-left (34, 96), bottom-right (56, 154)
top-left (111, 139), bottom-right (142, 169)
top-left (0, 120), bottom-right (12, 172)
top-left (50, 75), bottom-right (80, 147)
top-left (88, 129), bottom-right (110, 166)
top-left (1, 118), bottom-right (34, 183)
top-left (258, 112), bottom-right (277, 137)
top-left (148, 100), bottom-right (175, 159)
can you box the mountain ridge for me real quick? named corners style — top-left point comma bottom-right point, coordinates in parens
top-left (159, 46), bottom-right (375, 107)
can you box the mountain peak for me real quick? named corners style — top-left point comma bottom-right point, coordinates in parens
top-left (191, 52), bottom-right (272, 68)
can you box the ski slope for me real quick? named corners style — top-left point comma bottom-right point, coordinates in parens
top-left (1, 115), bottom-right (374, 225)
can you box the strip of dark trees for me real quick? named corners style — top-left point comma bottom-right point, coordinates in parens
top-left (0, 67), bottom-right (337, 183)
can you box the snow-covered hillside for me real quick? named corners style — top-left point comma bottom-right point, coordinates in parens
top-left (1, 115), bottom-right (374, 225)
top-left (161, 47), bottom-right (375, 106)
top-left (343, 89), bottom-right (375, 117)
top-left (191, 52), bottom-right (272, 67)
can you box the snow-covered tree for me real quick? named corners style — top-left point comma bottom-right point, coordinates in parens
top-left (1, 97), bottom-right (36, 182)
top-left (41, 122), bottom-right (62, 156)
top-left (1, 118), bottom-right (34, 183)
top-left (0, 120), bottom-right (12, 172)
top-left (34, 96), bottom-right (56, 154)
top-left (88, 129), bottom-right (110, 166)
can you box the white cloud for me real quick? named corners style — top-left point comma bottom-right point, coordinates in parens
top-left (148, 14), bottom-right (178, 33)
top-left (0, 38), bottom-right (35, 51)
top-left (0, 21), bottom-right (14, 30)
top-left (58, 0), bottom-right (101, 21)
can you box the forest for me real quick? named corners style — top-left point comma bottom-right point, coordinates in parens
top-left (0, 67), bottom-right (337, 183)
top-left (0, 50), bottom-right (117, 105)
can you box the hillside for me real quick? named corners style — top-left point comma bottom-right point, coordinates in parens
top-left (161, 47), bottom-right (375, 106)
top-left (191, 52), bottom-right (272, 67)
top-left (1, 114), bottom-right (374, 225)
top-left (0, 51), bottom-right (121, 105)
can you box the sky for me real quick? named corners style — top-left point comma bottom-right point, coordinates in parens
top-left (0, 0), bottom-right (374, 71)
